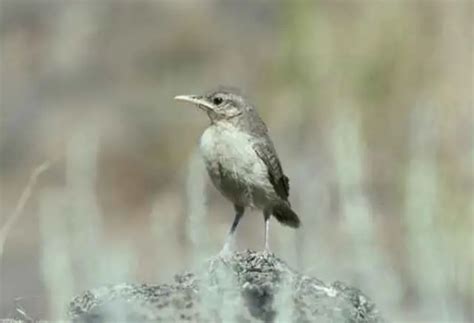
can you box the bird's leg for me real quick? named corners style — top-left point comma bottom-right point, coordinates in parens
top-left (220, 205), bottom-right (244, 256)
top-left (263, 211), bottom-right (271, 253)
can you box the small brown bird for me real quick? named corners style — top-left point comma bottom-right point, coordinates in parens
top-left (175, 87), bottom-right (300, 253)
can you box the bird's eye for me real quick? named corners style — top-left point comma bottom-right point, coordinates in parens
top-left (212, 97), bottom-right (223, 105)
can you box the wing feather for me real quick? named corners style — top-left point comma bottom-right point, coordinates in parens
top-left (253, 139), bottom-right (290, 200)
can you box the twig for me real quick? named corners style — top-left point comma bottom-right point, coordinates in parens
top-left (0, 160), bottom-right (54, 259)
top-left (14, 296), bottom-right (35, 322)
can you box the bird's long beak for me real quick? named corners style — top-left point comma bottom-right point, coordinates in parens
top-left (174, 95), bottom-right (214, 111)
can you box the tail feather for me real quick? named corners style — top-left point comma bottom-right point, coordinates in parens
top-left (272, 203), bottom-right (301, 228)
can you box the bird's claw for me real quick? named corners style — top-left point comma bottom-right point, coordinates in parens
top-left (219, 242), bottom-right (234, 258)
top-left (261, 247), bottom-right (273, 259)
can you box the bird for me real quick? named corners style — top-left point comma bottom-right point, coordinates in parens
top-left (174, 87), bottom-right (300, 253)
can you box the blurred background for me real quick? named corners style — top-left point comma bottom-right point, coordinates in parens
top-left (0, 0), bottom-right (472, 321)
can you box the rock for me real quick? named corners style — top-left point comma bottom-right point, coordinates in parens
top-left (69, 250), bottom-right (383, 322)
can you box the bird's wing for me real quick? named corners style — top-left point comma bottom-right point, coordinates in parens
top-left (253, 139), bottom-right (290, 200)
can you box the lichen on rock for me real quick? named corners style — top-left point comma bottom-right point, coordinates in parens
top-left (69, 250), bottom-right (383, 322)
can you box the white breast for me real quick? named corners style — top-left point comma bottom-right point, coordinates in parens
top-left (199, 124), bottom-right (268, 186)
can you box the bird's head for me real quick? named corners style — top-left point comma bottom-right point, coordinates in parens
top-left (174, 87), bottom-right (251, 123)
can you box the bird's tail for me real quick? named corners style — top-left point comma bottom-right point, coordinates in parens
top-left (272, 202), bottom-right (301, 228)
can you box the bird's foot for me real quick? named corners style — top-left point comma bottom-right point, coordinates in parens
top-left (207, 245), bottom-right (233, 273)
top-left (218, 243), bottom-right (234, 259)
top-left (219, 236), bottom-right (238, 258)
top-left (261, 247), bottom-right (273, 258)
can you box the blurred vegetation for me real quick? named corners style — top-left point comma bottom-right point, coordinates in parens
top-left (0, 0), bottom-right (472, 321)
